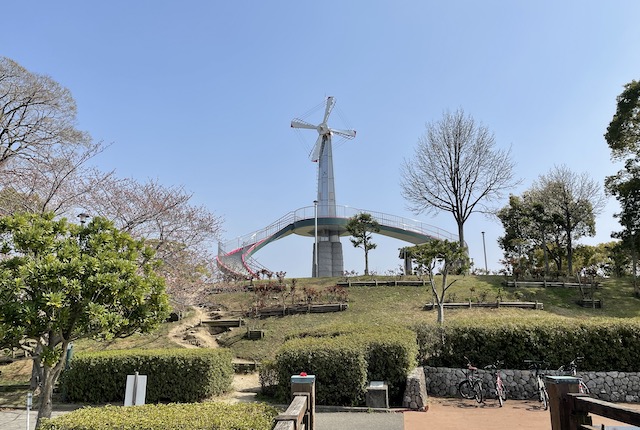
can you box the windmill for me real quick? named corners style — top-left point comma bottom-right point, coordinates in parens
top-left (291, 96), bottom-right (356, 276)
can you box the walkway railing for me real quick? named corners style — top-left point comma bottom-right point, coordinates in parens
top-left (546, 375), bottom-right (640, 430)
top-left (273, 373), bottom-right (316, 430)
top-left (219, 205), bottom-right (457, 254)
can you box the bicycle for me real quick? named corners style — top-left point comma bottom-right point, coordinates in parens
top-left (484, 360), bottom-right (507, 407)
top-left (525, 359), bottom-right (549, 410)
top-left (558, 356), bottom-right (590, 394)
top-left (458, 356), bottom-right (483, 404)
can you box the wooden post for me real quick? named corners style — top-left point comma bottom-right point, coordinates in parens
top-left (291, 373), bottom-right (316, 430)
top-left (545, 375), bottom-right (590, 430)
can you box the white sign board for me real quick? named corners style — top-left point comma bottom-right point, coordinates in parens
top-left (124, 373), bottom-right (147, 406)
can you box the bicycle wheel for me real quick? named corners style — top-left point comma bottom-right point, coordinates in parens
top-left (579, 380), bottom-right (590, 395)
top-left (458, 380), bottom-right (474, 399)
top-left (540, 386), bottom-right (549, 410)
top-left (496, 381), bottom-right (505, 407)
top-left (473, 380), bottom-right (484, 404)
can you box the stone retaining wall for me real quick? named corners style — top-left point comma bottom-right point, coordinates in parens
top-left (424, 366), bottom-right (640, 403)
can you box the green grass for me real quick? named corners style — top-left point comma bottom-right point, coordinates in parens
top-left (212, 275), bottom-right (640, 361)
top-left (2, 275), bottom-right (639, 386)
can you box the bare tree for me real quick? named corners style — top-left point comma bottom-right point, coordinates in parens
top-left (0, 141), bottom-right (112, 216)
top-left (401, 108), bottom-right (518, 250)
top-left (80, 177), bottom-right (224, 305)
top-left (0, 57), bottom-right (88, 167)
top-left (530, 164), bottom-right (606, 275)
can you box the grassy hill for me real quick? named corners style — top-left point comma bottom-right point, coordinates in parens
top-left (2, 275), bottom-right (639, 386)
top-left (210, 275), bottom-right (640, 361)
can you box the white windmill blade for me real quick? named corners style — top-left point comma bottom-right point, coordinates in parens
top-left (291, 118), bottom-right (317, 130)
top-left (310, 135), bottom-right (323, 162)
top-left (322, 96), bottom-right (336, 124)
top-left (330, 128), bottom-right (357, 139)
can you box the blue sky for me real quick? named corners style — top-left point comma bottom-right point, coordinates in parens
top-left (4, 1), bottom-right (640, 277)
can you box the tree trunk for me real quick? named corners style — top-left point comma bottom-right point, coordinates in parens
top-left (364, 249), bottom-right (369, 276)
top-left (36, 349), bottom-right (66, 427)
top-left (437, 302), bottom-right (445, 324)
top-left (457, 222), bottom-right (465, 254)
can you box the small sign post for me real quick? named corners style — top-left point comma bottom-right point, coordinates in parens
top-left (124, 372), bottom-right (147, 406)
top-left (26, 392), bottom-right (32, 430)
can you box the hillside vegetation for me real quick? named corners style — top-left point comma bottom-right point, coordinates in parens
top-left (210, 275), bottom-right (640, 361)
top-left (2, 275), bottom-right (639, 386)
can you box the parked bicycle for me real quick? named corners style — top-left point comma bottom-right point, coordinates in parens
top-left (558, 356), bottom-right (590, 394)
top-left (484, 360), bottom-right (507, 407)
top-left (458, 356), bottom-right (483, 404)
top-left (525, 359), bottom-right (549, 410)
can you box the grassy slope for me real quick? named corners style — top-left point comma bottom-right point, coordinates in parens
top-left (2, 275), bottom-right (639, 384)
top-left (212, 275), bottom-right (640, 361)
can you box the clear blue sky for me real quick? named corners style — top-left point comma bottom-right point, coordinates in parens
top-left (4, 1), bottom-right (640, 277)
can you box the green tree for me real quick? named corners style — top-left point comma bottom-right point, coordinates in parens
top-left (0, 212), bottom-right (169, 425)
top-left (400, 108), bottom-right (519, 256)
top-left (345, 213), bottom-right (381, 276)
top-left (605, 162), bottom-right (640, 294)
top-left (605, 80), bottom-right (640, 159)
top-left (408, 239), bottom-right (469, 324)
top-left (530, 165), bottom-right (605, 276)
top-left (605, 80), bottom-right (640, 295)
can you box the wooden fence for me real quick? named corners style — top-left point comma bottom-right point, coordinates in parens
top-left (547, 376), bottom-right (640, 430)
top-left (424, 301), bottom-right (544, 310)
top-left (273, 374), bottom-right (316, 430)
top-left (336, 280), bottom-right (426, 287)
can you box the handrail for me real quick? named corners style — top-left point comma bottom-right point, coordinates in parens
top-left (273, 394), bottom-right (309, 430)
top-left (219, 204), bottom-right (458, 253)
top-left (568, 393), bottom-right (640, 429)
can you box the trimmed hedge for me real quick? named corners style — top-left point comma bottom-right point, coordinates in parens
top-left (273, 323), bottom-right (418, 406)
top-left (59, 348), bottom-right (234, 403)
top-left (414, 317), bottom-right (640, 371)
top-left (39, 402), bottom-right (278, 430)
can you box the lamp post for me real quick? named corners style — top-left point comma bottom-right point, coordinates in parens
top-left (313, 200), bottom-right (318, 277)
top-left (481, 231), bottom-right (488, 274)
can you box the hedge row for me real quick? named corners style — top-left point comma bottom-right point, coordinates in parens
top-left (271, 323), bottom-right (417, 406)
top-left (414, 317), bottom-right (640, 371)
top-left (39, 402), bottom-right (278, 430)
top-left (59, 348), bottom-right (234, 403)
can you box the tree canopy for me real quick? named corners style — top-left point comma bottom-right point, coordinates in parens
top-left (400, 108), bottom-right (518, 252)
top-left (408, 239), bottom-right (468, 324)
top-left (498, 165), bottom-right (605, 277)
top-left (605, 80), bottom-right (640, 159)
top-left (0, 57), bottom-right (89, 168)
top-left (605, 80), bottom-right (640, 295)
top-left (0, 212), bottom-right (169, 424)
top-left (345, 213), bottom-right (381, 276)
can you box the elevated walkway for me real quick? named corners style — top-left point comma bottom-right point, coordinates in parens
top-left (216, 205), bottom-right (457, 278)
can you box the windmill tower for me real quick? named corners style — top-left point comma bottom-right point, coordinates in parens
top-left (291, 96), bottom-right (356, 277)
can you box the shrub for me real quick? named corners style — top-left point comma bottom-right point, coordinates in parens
top-left (39, 402), bottom-right (278, 430)
top-left (414, 317), bottom-right (640, 371)
top-left (272, 323), bottom-right (417, 406)
top-left (60, 348), bottom-right (234, 403)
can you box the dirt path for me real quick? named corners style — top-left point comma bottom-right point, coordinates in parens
top-left (168, 307), bottom-right (219, 349)
top-left (167, 307), bottom-right (261, 402)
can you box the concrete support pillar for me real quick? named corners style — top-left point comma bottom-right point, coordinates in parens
top-left (312, 235), bottom-right (343, 277)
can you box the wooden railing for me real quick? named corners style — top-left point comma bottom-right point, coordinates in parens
top-left (273, 374), bottom-right (315, 430)
top-left (546, 376), bottom-right (640, 430)
top-left (566, 394), bottom-right (640, 429)
top-left (274, 394), bottom-right (311, 430)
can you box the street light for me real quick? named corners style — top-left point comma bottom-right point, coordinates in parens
top-left (313, 200), bottom-right (318, 277)
top-left (481, 231), bottom-right (488, 274)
